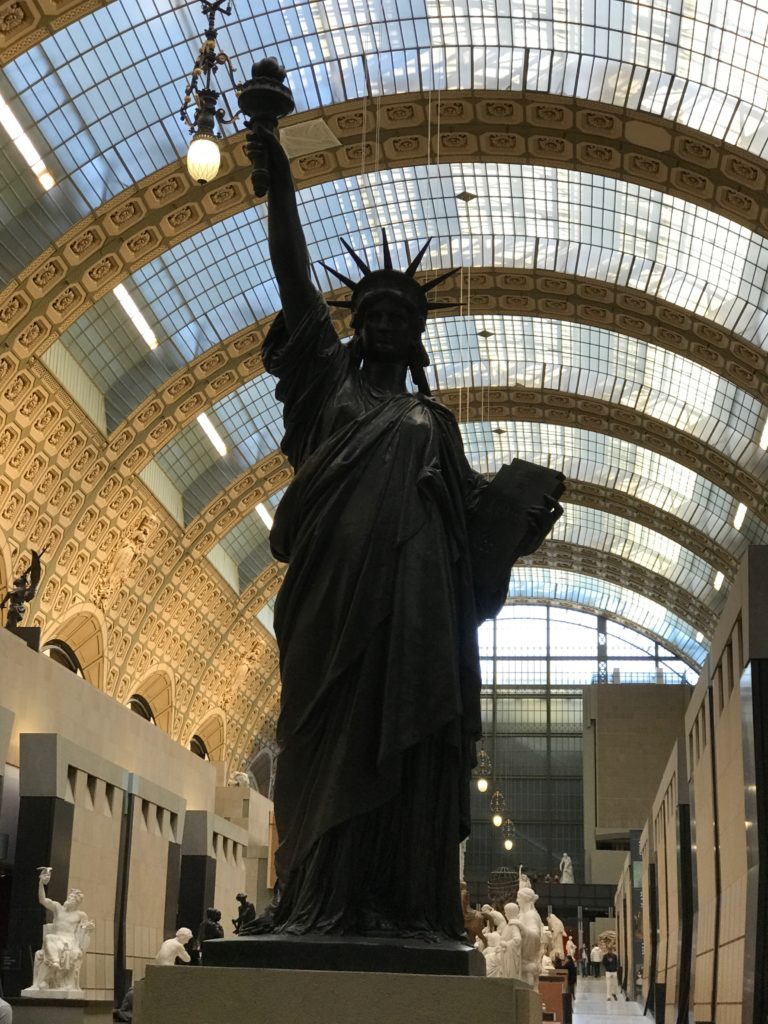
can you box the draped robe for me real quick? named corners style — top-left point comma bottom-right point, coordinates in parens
top-left (261, 296), bottom-right (486, 937)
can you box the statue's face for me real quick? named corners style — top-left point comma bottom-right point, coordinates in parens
top-left (64, 890), bottom-right (83, 909)
top-left (358, 297), bottom-right (421, 364)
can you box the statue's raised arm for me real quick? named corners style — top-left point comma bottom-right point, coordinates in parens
top-left (245, 126), bottom-right (318, 336)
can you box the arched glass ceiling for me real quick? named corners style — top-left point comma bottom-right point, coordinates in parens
top-left (214, 487), bottom-right (286, 592)
top-left (551, 506), bottom-right (721, 607)
top-left (52, 163), bottom-right (768, 429)
top-left (4, 0), bottom-right (768, 270)
top-left (459, 422), bottom-right (768, 554)
top-left (508, 566), bottom-right (706, 665)
top-left (426, 317), bottom-right (763, 469)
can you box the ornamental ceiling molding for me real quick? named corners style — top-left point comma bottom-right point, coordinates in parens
top-left (0, 0), bottom-right (111, 66)
top-left (111, 272), bottom-right (768, 480)
top-left (3, 91), bottom-right (768, 362)
top-left (0, 347), bottom-right (279, 764)
top-left (188, 448), bottom-right (735, 610)
top-left (504, 597), bottom-right (701, 670)
top-left (191, 382), bottom-right (763, 615)
top-left (521, 540), bottom-right (717, 637)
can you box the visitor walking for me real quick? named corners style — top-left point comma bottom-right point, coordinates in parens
top-left (603, 949), bottom-right (620, 999)
top-left (590, 943), bottom-right (603, 977)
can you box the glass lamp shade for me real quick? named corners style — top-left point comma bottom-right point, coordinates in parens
top-left (504, 838), bottom-right (514, 850)
top-left (187, 133), bottom-right (221, 184)
top-left (492, 813), bottom-right (503, 827)
top-left (476, 777), bottom-right (489, 793)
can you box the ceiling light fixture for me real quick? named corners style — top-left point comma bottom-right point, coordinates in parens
top-left (255, 502), bottom-right (274, 530)
top-left (713, 571), bottom-right (724, 591)
top-left (0, 91), bottom-right (55, 191)
top-left (695, 631), bottom-right (704, 643)
top-left (473, 744), bottom-right (492, 793)
top-left (490, 789), bottom-right (505, 828)
top-left (113, 284), bottom-right (158, 349)
top-left (179, 2), bottom-right (242, 185)
top-left (197, 412), bottom-right (227, 456)
top-left (733, 502), bottom-right (747, 530)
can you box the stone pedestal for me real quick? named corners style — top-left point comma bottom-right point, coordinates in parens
top-left (9, 997), bottom-right (114, 1023)
top-left (135, 965), bottom-right (543, 1024)
top-left (202, 934), bottom-right (485, 975)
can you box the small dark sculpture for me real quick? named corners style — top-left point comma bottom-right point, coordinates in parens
top-left (232, 893), bottom-right (256, 935)
top-left (238, 79), bottom-right (564, 940)
top-left (1, 546), bottom-right (47, 629)
top-left (198, 907), bottom-right (224, 944)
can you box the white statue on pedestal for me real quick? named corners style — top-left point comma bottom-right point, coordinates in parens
top-left (559, 852), bottom-right (575, 884)
top-left (541, 953), bottom-right (555, 972)
top-left (500, 902), bottom-right (523, 980)
top-left (547, 912), bottom-right (566, 959)
top-left (516, 886), bottom-right (543, 991)
top-left (154, 928), bottom-right (193, 966)
top-left (22, 867), bottom-right (95, 999)
top-left (476, 930), bottom-right (505, 977)
top-left (480, 903), bottom-right (506, 935)
top-left (566, 935), bottom-right (576, 958)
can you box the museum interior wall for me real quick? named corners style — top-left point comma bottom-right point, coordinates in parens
top-left (582, 682), bottom-right (690, 885)
top-left (628, 546), bottom-right (768, 1024)
top-left (0, 626), bottom-right (273, 999)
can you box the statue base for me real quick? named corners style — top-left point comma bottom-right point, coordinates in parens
top-left (201, 934), bottom-right (485, 975)
top-left (21, 987), bottom-right (85, 999)
top-left (9, 996), bottom-right (114, 1023)
top-left (6, 625), bottom-right (41, 651)
top-left (134, 965), bottom-right (542, 1024)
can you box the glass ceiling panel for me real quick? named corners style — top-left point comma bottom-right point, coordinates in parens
top-left (5, 0), bottom-right (768, 275)
top-left (508, 567), bottom-right (706, 667)
top-left (425, 315), bottom-right (764, 472)
top-left (459, 421), bottom-right (768, 557)
top-left (217, 487), bottom-right (287, 591)
top-left (550, 505), bottom-right (722, 607)
top-left (152, 374), bottom-right (283, 524)
top-left (57, 164), bottom-right (768, 426)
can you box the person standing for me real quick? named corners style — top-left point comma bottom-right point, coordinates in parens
top-left (580, 944), bottom-right (590, 977)
top-left (564, 954), bottom-right (578, 1001)
top-left (603, 949), bottom-right (620, 999)
top-left (590, 943), bottom-right (603, 977)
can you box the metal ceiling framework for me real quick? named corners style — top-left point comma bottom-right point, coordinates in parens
top-left (1, 1), bottom-right (768, 759)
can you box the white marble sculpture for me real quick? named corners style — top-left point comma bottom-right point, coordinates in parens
top-left (477, 930), bottom-right (505, 977)
top-left (229, 771), bottom-right (252, 787)
top-left (500, 902), bottom-right (523, 980)
top-left (559, 852), bottom-right (575, 884)
top-left (22, 868), bottom-right (95, 999)
top-left (516, 886), bottom-right (543, 991)
top-left (541, 953), bottom-right (555, 972)
top-left (155, 928), bottom-right (193, 966)
top-left (540, 925), bottom-right (553, 959)
top-left (547, 912), bottom-right (566, 959)
top-left (518, 864), bottom-right (531, 890)
top-left (481, 903), bottom-right (506, 935)
top-left (566, 935), bottom-right (576, 958)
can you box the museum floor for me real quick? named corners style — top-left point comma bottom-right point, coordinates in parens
top-left (573, 977), bottom-right (644, 1023)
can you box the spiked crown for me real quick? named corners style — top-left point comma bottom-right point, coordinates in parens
top-left (319, 229), bottom-right (457, 326)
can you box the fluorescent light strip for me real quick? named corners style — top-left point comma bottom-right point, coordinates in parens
top-left (695, 631), bottom-right (704, 643)
top-left (734, 502), bottom-right (747, 530)
top-left (197, 412), bottom-right (227, 456)
top-left (113, 284), bottom-right (158, 349)
top-left (0, 91), bottom-right (55, 191)
top-left (760, 418), bottom-right (768, 450)
top-left (255, 503), bottom-right (273, 529)
top-left (713, 571), bottom-right (724, 591)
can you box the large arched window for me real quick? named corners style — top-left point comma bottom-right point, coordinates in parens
top-left (127, 694), bottom-right (156, 724)
top-left (41, 639), bottom-right (84, 678)
top-left (189, 735), bottom-right (209, 760)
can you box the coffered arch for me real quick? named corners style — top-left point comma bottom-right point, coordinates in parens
top-left (40, 601), bottom-right (108, 691)
top-left (5, 90), bottom-right (768, 366)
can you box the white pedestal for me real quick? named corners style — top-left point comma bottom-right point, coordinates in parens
top-left (21, 987), bottom-right (85, 999)
top-left (135, 965), bottom-right (543, 1024)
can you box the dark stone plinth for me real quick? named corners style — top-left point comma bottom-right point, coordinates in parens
top-left (6, 626), bottom-right (41, 651)
top-left (202, 934), bottom-right (485, 976)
